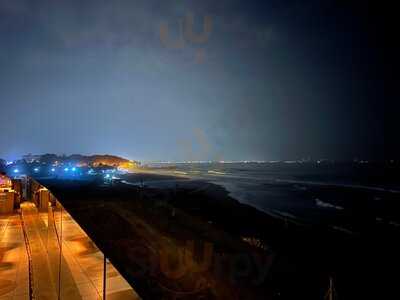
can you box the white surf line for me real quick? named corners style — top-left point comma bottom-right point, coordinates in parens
top-left (315, 199), bottom-right (344, 210)
top-left (207, 170), bottom-right (226, 175)
top-left (173, 171), bottom-right (188, 175)
top-left (121, 180), bottom-right (141, 186)
top-left (275, 179), bottom-right (400, 194)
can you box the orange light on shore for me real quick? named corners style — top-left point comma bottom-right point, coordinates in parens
top-left (0, 174), bottom-right (12, 189)
top-left (118, 161), bottom-right (139, 171)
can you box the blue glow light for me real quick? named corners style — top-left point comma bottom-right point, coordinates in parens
top-left (13, 169), bottom-right (19, 173)
top-left (105, 174), bottom-right (111, 179)
top-left (51, 168), bottom-right (56, 172)
top-left (34, 168), bottom-right (39, 172)
top-left (72, 167), bottom-right (76, 171)
top-left (64, 168), bottom-right (69, 172)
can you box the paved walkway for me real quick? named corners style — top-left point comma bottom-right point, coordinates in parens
top-left (53, 206), bottom-right (140, 300)
top-left (1, 202), bottom-right (140, 300)
top-left (0, 213), bottom-right (29, 300)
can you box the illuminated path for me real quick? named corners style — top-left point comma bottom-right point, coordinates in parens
top-left (0, 202), bottom-right (140, 300)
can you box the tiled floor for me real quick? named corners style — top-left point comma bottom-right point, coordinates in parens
top-left (58, 209), bottom-right (139, 300)
top-left (0, 214), bottom-right (29, 300)
top-left (0, 202), bottom-right (140, 300)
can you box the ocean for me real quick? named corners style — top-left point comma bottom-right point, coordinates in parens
top-left (141, 162), bottom-right (400, 235)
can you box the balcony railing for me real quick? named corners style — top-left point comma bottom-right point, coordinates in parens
top-left (19, 177), bottom-right (139, 300)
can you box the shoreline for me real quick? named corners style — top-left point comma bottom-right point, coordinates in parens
top-left (122, 175), bottom-right (307, 229)
top-left (121, 171), bottom-right (400, 235)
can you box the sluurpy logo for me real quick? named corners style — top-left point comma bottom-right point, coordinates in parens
top-left (160, 13), bottom-right (213, 64)
top-left (177, 128), bottom-right (224, 164)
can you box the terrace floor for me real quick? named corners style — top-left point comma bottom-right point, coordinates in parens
top-left (0, 213), bottom-right (29, 300)
top-left (0, 202), bottom-right (140, 300)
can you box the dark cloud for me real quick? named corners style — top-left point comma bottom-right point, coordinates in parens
top-left (0, 0), bottom-right (388, 161)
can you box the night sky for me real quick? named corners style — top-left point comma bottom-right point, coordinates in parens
top-left (0, 0), bottom-right (392, 161)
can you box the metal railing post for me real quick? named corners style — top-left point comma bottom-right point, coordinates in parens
top-left (58, 205), bottom-right (63, 300)
top-left (103, 255), bottom-right (107, 300)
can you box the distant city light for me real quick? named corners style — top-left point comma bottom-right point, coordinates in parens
top-left (13, 169), bottom-right (19, 173)
top-left (34, 168), bottom-right (39, 172)
top-left (51, 168), bottom-right (56, 172)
